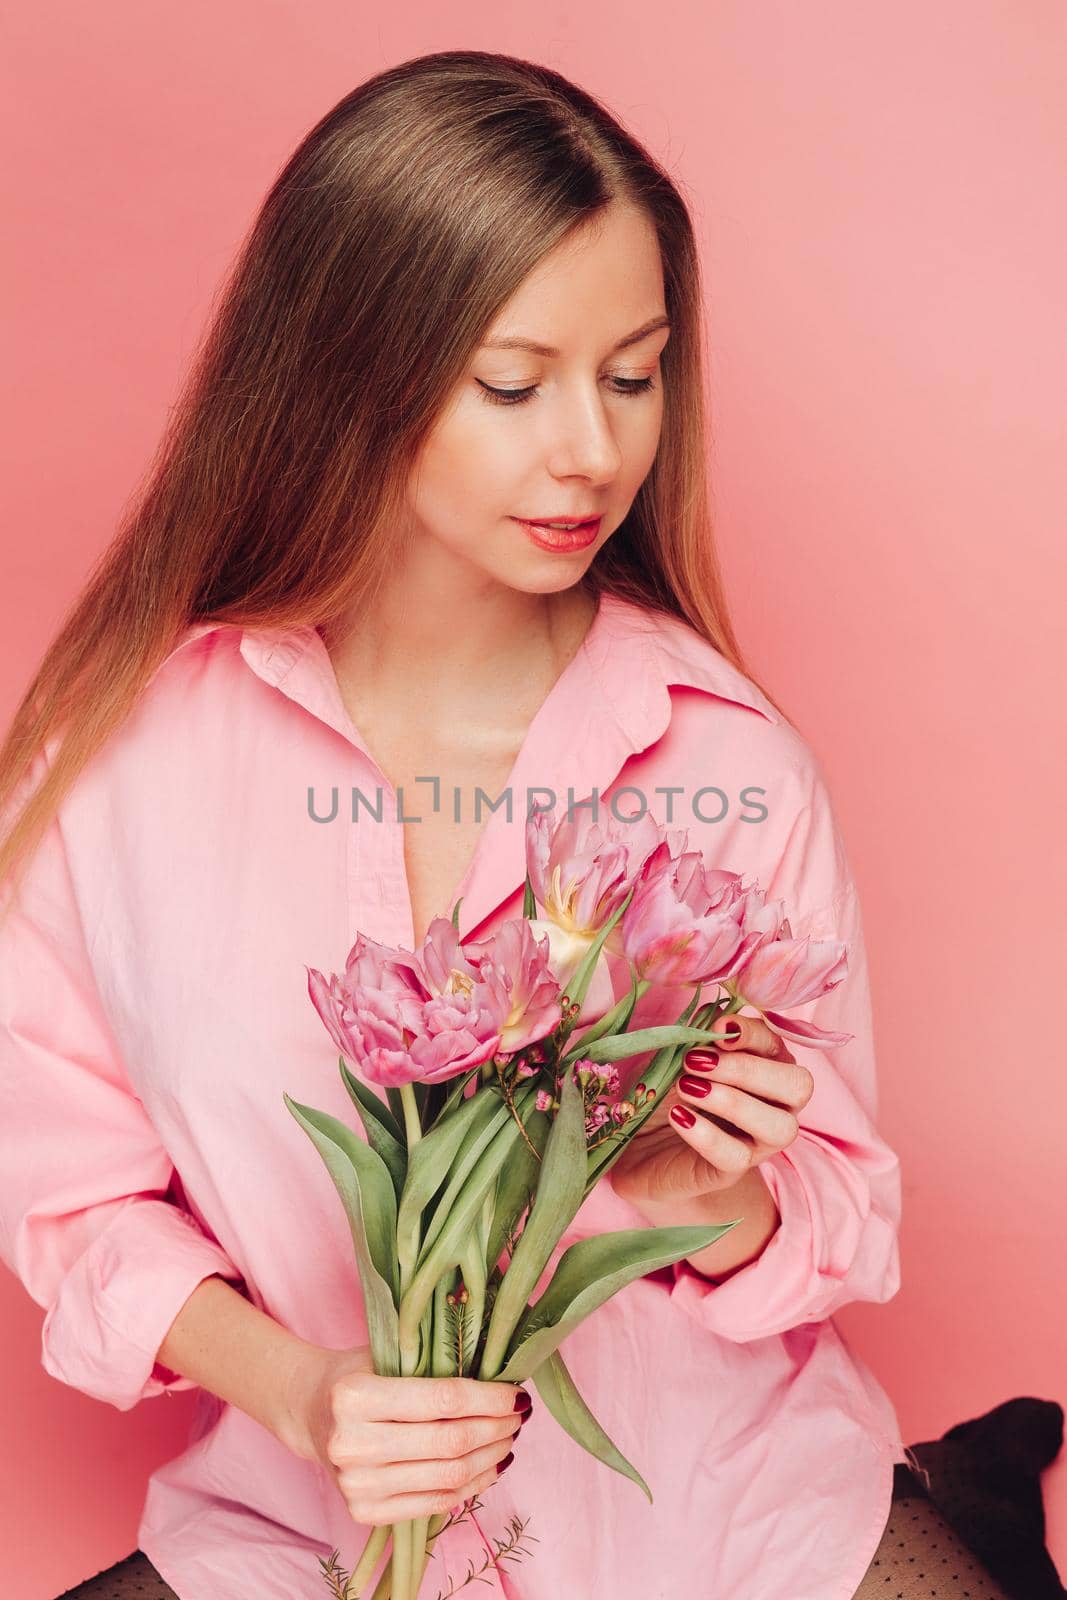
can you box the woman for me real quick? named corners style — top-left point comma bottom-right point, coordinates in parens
top-left (0, 50), bottom-right (1012, 1600)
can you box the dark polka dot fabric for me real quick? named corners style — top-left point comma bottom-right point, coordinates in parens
top-left (853, 1463), bottom-right (1015, 1597)
top-left (853, 1397), bottom-right (1066, 1600)
top-left (55, 1552), bottom-right (177, 1598)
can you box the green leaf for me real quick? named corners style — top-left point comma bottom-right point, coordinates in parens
top-left (434, 1066), bottom-right (482, 1125)
top-left (338, 1060), bottom-right (406, 1197)
top-left (530, 1348), bottom-right (652, 1503)
top-left (451, 895), bottom-right (464, 931)
top-left (523, 873), bottom-right (536, 919)
top-left (576, 1022), bottom-right (725, 1063)
top-left (483, 1110), bottom-right (549, 1272)
top-left (563, 967), bottom-right (645, 1062)
top-left (385, 1085), bottom-right (405, 1128)
top-left (283, 1094), bottom-right (401, 1375)
top-left (398, 1086), bottom-right (538, 1346)
top-left (479, 1073), bottom-right (587, 1377)
top-left (399, 1086), bottom-right (507, 1267)
top-left (495, 1222), bottom-right (742, 1382)
top-left (338, 1057), bottom-right (403, 1140)
top-left (414, 1099), bottom-right (515, 1272)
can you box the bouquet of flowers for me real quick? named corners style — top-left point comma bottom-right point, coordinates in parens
top-left (286, 807), bottom-right (852, 1600)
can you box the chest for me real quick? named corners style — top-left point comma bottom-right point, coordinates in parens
top-left (369, 729), bottom-right (527, 948)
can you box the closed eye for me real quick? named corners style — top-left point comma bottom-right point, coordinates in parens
top-left (476, 375), bottom-right (656, 407)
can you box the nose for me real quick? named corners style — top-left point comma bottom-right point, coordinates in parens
top-left (546, 387), bottom-right (624, 486)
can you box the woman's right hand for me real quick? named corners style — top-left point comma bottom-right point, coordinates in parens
top-left (284, 1342), bottom-right (532, 1526)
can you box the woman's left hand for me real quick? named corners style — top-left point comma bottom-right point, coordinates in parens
top-left (608, 1012), bottom-right (815, 1208)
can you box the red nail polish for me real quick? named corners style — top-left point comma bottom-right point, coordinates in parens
top-left (686, 1050), bottom-right (719, 1072)
top-left (678, 1074), bottom-right (712, 1099)
top-left (670, 1105), bottom-right (696, 1128)
top-left (496, 1451), bottom-right (515, 1475)
top-left (723, 1021), bottom-right (743, 1042)
top-left (513, 1389), bottom-right (532, 1413)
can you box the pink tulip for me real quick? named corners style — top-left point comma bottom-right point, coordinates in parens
top-left (515, 915), bottom-right (616, 1026)
top-left (524, 806), bottom-right (684, 935)
top-left (417, 916), bottom-right (484, 999)
top-left (308, 917), bottom-right (565, 1089)
top-left (617, 842), bottom-right (751, 985)
top-left (306, 923), bottom-right (498, 1088)
top-left (307, 932), bottom-right (426, 1067)
top-left (524, 807), bottom-right (687, 1023)
top-left (723, 890), bottom-right (853, 1047)
top-left (462, 916), bottom-right (564, 1053)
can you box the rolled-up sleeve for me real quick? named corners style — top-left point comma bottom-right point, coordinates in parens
top-left (0, 785), bottom-right (244, 1410)
top-left (670, 758), bottom-right (902, 1342)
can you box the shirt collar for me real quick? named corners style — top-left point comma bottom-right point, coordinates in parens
top-left (161, 596), bottom-right (777, 938)
top-left (163, 593), bottom-right (777, 743)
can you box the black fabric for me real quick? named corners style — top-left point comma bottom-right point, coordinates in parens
top-left (904, 1397), bottom-right (1066, 1600)
top-left (55, 1551), bottom-right (177, 1598)
top-left (893, 1459), bottom-right (930, 1499)
top-left (855, 1474), bottom-right (1016, 1599)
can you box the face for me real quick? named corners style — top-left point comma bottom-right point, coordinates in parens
top-left (403, 200), bottom-right (670, 595)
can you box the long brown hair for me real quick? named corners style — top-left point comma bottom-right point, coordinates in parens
top-left (0, 47), bottom-right (790, 907)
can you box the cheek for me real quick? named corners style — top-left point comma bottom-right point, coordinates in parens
top-left (417, 403), bottom-right (524, 512)
top-left (624, 395), bottom-right (664, 484)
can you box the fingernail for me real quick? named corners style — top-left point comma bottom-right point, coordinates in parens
top-left (686, 1050), bottom-right (719, 1072)
top-left (496, 1451), bottom-right (515, 1475)
top-left (722, 1021), bottom-right (743, 1042)
top-left (513, 1389), bottom-right (532, 1413)
top-left (670, 1105), bottom-right (696, 1129)
top-left (678, 1074), bottom-right (712, 1099)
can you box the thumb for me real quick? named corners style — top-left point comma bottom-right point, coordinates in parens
top-left (696, 1010), bottom-right (796, 1064)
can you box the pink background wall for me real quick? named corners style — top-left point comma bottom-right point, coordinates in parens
top-left (3, 4), bottom-right (1064, 1594)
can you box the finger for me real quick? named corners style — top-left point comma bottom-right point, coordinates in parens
top-left (352, 1460), bottom-right (508, 1525)
top-left (668, 1103), bottom-right (753, 1176)
top-left (345, 1411), bottom-right (523, 1466)
top-left (698, 1012), bottom-right (795, 1062)
top-left (345, 1428), bottom-right (519, 1497)
top-left (676, 1076), bottom-right (798, 1149)
top-left (679, 1054), bottom-right (814, 1111)
top-left (346, 1371), bottom-right (530, 1424)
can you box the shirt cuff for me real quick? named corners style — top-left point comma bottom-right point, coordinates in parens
top-left (668, 1128), bottom-right (900, 1343)
top-left (40, 1196), bottom-right (245, 1410)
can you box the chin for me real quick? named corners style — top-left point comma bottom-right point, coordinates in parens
top-left (505, 564), bottom-right (594, 597)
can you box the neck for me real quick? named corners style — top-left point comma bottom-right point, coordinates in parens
top-left (323, 561), bottom-right (598, 710)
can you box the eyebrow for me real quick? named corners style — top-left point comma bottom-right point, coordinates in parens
top-left (479, 315), bottom-right (671, 359)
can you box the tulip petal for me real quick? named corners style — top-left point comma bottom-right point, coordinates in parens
top-left (761, 1008), bottom-right (854, 1048)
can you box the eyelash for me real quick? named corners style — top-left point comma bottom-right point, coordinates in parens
top-left (476, 375), bottom-right (657, 407)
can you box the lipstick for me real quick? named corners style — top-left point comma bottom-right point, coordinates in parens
top-left (512, 516), bottom-right (602, 553)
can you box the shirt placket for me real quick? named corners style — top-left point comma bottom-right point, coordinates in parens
top-left (243, 622), bottom-right (668, 1597)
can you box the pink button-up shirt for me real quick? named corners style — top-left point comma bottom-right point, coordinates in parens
top-left (0, 591), bottom-right (907, 1600)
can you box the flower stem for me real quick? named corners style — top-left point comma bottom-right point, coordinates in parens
top-left (398, 1087), bottom-right (535, 1353)
top-left (497, 1064), bottom-right (542, 1162)
top-left (344, 1523), bottom-right (390, 1597)
top-left (398, 1083), bottom-right (423, 1150)
top-left (369, 1549), bottom-right (393, 1600)
top-left (408, 1518), bottom-right (430, 1599)
top-left (411, 1524), bottom-right (434, 1595)
top-left (390, 1518), bottom-right (413, 1600)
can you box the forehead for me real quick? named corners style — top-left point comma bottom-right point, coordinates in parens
top-left (481, 206), bottom-right (665, 349)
